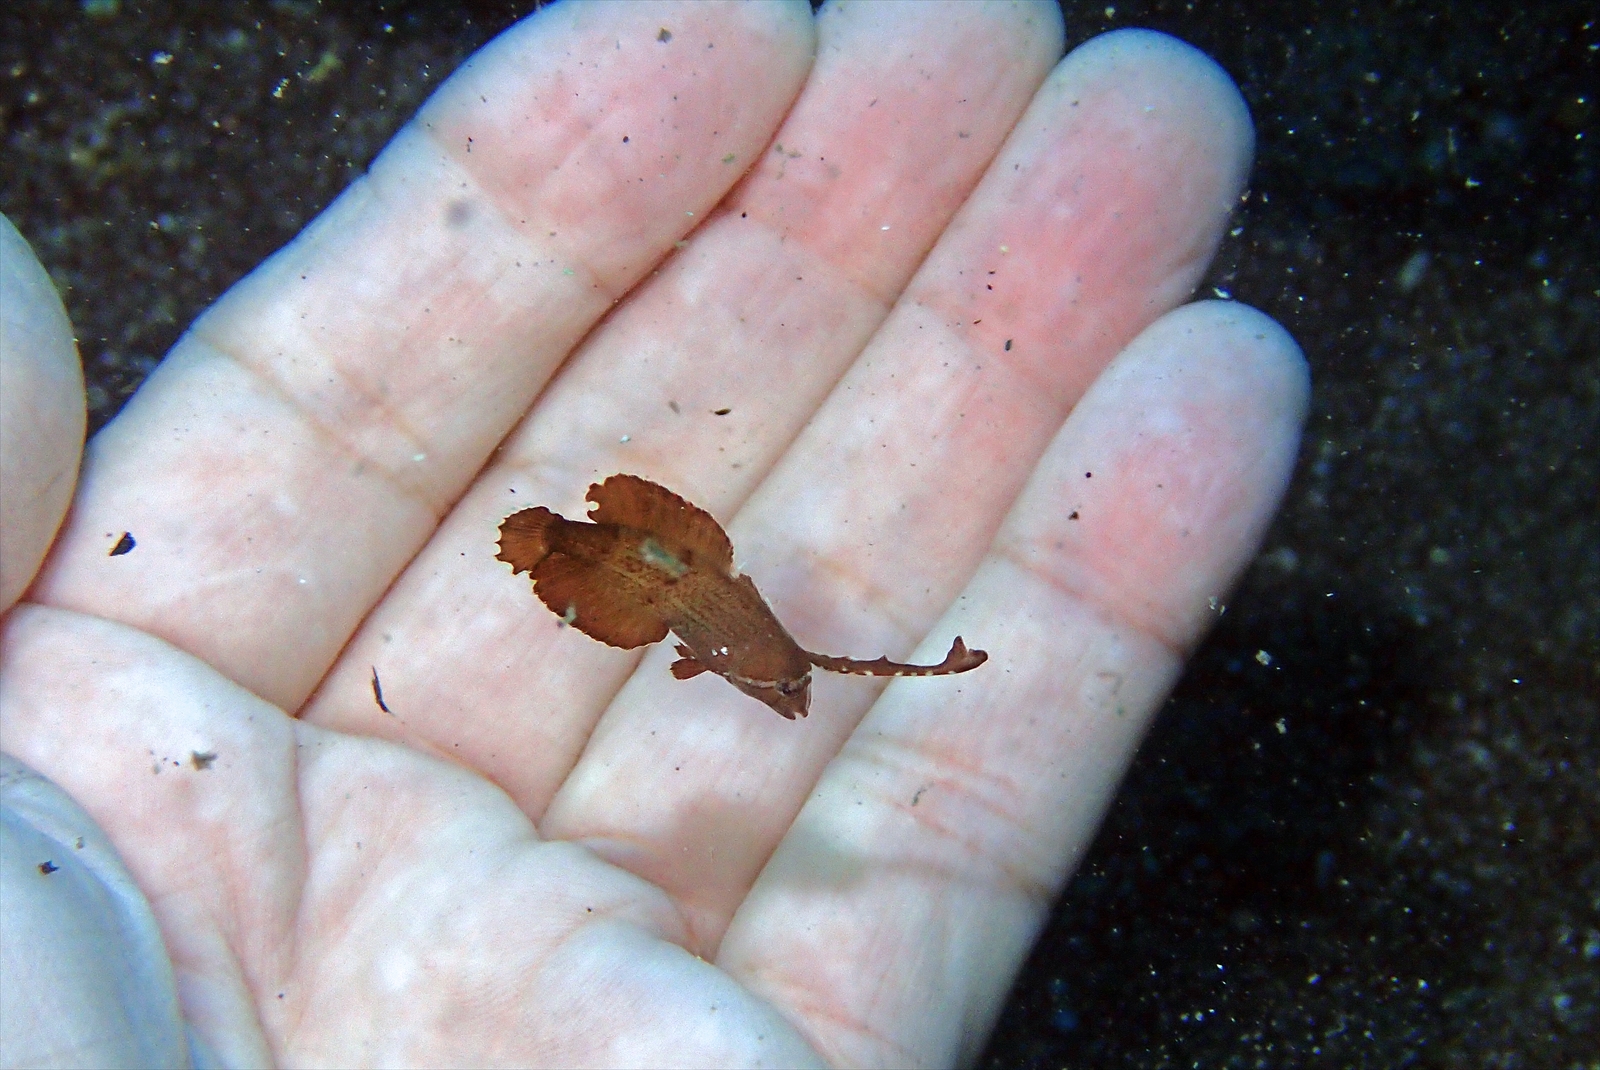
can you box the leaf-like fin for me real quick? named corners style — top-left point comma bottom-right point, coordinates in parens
top-left (806, 636), bottom-right (988, 678)
top-left (588, 474), bottom-right (734, 572)
top-left (529, 553), bottom-right (668, 650)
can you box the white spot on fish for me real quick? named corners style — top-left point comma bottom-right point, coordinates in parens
top-left (639, 538), bottom-right (688, 578)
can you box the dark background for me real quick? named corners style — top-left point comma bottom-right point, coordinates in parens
top-left (2, 2), bottom-right (1594, 1066)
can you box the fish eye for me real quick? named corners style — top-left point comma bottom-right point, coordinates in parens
top-left (777, 678), bottom-right (806, 695)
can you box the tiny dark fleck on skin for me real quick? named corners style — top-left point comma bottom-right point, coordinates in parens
top-left (191, 750), bottom-right (217, 770)
top-left (109, 531), bottom-right (136, 556)
top-left (371, 668), bottom-right (391, 714)
top-left (38, 860), bottom-right (59, 875)
top-left (713, 407), bottom-right (732, 416)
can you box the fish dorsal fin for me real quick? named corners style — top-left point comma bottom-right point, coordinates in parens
top-left (587, 474), bottom-right (734, 573)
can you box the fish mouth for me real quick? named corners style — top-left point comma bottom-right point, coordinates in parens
top-left (729, 673), bottom-right (812, 720)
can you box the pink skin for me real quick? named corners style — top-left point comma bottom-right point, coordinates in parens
top-left (1, 3), bottom-right (1306, 1067)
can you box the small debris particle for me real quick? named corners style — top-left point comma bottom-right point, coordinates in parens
top-left (657, 27), bottom-right (672, 42)
top-left (668, 400), bottom-right (681, 414)
top-left (38, 860), bottom-right (59, 875)
top-left (190, 750), bottom-right (218, 770)
top-left (1397, 250), bottom-right (1431, 292)
top-left (713, 407), bottom-right (731, 416)
top-left (109, 532), bottom-right (136, 556)
top-left (1004, 338), bottom-right (1013, 351)
top-left (1069, 510), bottom-right (1079, 520)
top-left (371, 668), bottom-right (390, 714)
top-left (1255, 650), bottom-right (1273, 666)
top-left (303, 49), bottom-right (342, 84)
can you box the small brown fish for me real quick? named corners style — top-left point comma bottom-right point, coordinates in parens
top-left (496, 474), bottom-right (986, 719)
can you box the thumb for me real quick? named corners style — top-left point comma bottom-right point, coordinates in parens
top-left (0, 213), bottom-right (85, 611)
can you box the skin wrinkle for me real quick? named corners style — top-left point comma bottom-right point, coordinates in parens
top-left (208, 748), bottom-right (307, 1052)
top-left (839, 734), bottom-right (1058, 909)
top-left (737, 183), bottom-right (930, 318)
top-left (786, 224), bottom-right (899, 317)
top-left (417, 110), bottom-right (629, 301)
top-left (734, 212), bottom-right (896, 379)
top-left (992, 537), bottom-right (1191, 662)
top-left (197, 175), bottom-right (606, 517)
top-left (767, 979), bottom-right (918, 1070)
top-left (173, 333), bottom-right (444, 531)
top-left (790, 547), bottom-right (925, 654)
top-left (910, 279), bottom-right (1091, 420)
top-left (193, 70), bottom-right (656, 523)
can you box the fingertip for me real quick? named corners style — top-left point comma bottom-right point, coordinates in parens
top-left (1000, 299), bottom-right (1308, 653)
top-left (1062, 26), bottom-right (1255, 197)
top-left (1000, 0), bottom-right (1067, 62)
top-left (1141, 298), bottom-right (1311, 432)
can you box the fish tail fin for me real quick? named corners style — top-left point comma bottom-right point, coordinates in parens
top-left (807, 636), bottom-right (988, 678)
top-left (496, 507), bottom-right (560, 575)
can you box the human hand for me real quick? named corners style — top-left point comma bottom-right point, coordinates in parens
top-left (0, 2), bottom-right (1306, 1065)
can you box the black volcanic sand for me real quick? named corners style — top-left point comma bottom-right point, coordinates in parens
top-left (2, 2), bottom-right (1594, 1066)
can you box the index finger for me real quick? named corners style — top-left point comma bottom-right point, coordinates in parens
top-left (28, 1), bottom-right (815, 709)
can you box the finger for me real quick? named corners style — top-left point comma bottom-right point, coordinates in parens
top-left (0, 606), bottom-right (821, 1067)
top-left (302, 0), bottom-right (1063, 815)
top-left (27, 1), bottom-right (815, 709)
top-left (0, 215), bottom-right (85, 611)
top-left (720, 300), bottom-right (1309, 1066)
top-left (541, 28), bottom-right (1254, 953)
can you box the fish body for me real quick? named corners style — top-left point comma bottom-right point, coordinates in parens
top-left (498, 474), bottom-right (984, 718)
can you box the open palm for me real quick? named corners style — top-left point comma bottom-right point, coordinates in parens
top-left (0, 2), bottom-right (1306, 1066)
